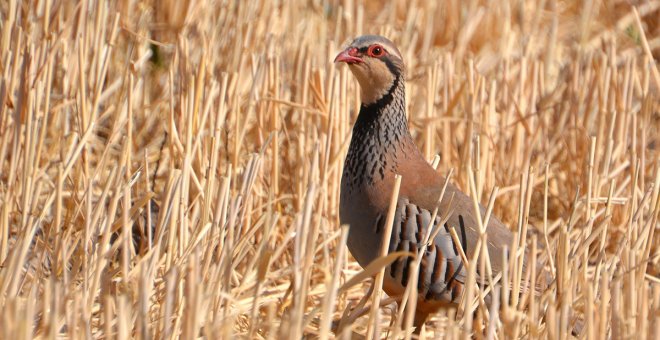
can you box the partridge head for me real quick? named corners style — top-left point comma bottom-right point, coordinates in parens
top-left (334, 35), bottom-right (405, 104)
top-left (335, 35), bottom-right (521, 333)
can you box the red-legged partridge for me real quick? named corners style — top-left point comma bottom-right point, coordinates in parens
top-left (335, 35), bottom-right (518, 332)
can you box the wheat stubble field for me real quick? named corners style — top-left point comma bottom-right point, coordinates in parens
top-left (1, 0), bottom-right (660, 339)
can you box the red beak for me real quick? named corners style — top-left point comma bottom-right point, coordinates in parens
top-left (334, 47), bottom-right (363, 64)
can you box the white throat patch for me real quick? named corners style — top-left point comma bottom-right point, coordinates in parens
top-left (349, 59), bottom-right (396, 105)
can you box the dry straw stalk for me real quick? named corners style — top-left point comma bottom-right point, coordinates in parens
top-left (0, 0), bottom-right (659, 339)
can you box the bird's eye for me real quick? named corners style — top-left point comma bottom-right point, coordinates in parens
top-left (368, 45), bottom-right (384, 57)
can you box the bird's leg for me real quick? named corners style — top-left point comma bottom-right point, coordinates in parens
top-left (472, 309), bottom-right (485, 339)
top-left (412, 310), bottom-right (430, 337)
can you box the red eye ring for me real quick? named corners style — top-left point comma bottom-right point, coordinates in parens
top-left (368, 44), bottom-right (385, 57)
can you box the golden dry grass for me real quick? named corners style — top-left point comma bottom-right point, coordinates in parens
top-left (1, 0), bottom-right (660, 339)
